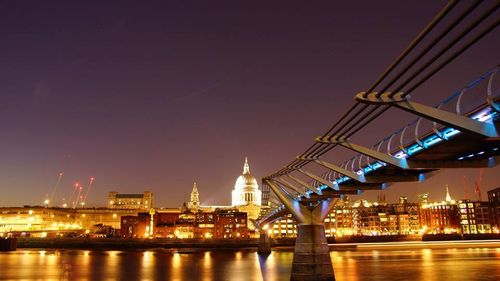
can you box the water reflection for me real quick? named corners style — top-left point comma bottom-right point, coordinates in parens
top-left (171, 253), bottom-right (182, 281)
top-left (0, 247), bottom-right (499, 280)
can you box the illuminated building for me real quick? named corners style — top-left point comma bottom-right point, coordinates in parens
top-left (488, 187), bottom-right (500, 231)
top-left (394, 197), bottom-right (420, 234)
top-left (271, 214), bottom-right (297, 238)
top-left (232, 158), bottom-right (261, 206)
top-left (195, 212), bottom-right (215, 239)
top-left (457, 200), bottom-right (492, 234)
top-left (269, 197), bottom-right (422, 238)
top-left (324, 199), bottom-right (354, 237)
top-left (213, 209), bottom-right (248, 238)
top-left (0, 207), bottom-right (78, 235)
top-left (120, 216), bottom-right (139, 238)
top-left (175, 210), bottom-right (196, 238)
top-left (420, 202), bottom-right (460, 234)
top-left (187, 182), bottom-right (200, 211)
top-left (75, 208), bottom-right (137, 230)
top-left (419, 187), bottom-right (493, 234)
top-left (0, 206), bottom-right (139, 237)
top-left (231, 158), bottom-right (261, 229)
top-left (108, 191), bottom-right (153, 210)
top-left (417, 192), bottom-right (429, 205)
top-left (127, 208), bottom-right (247, 238)
top-left (445, 185), bottom-right (453, 203)
top-left (182, 158), bottom-right (262, 234)
top-left (420, 186), bottom-right (460, 234)
top-left (149, 208), bottom-right (181, 238)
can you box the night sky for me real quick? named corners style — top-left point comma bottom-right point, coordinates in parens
top-left (1, 1), bottom-right (499, 207)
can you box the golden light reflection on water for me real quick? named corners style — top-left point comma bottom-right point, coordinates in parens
top-left (2, 246), bottom-right (500, 281)
top-left (421, 248), bottom-right (435, 281)
top-left (235, 251), bottom-right (242, 261)
top-left (331, 251), bottom-right (359, 281)
top-left (171, 253), bottom-right (182, 281)
top-left (140, 251), bottom-right (155, 281)
top-left (81, 250), bottom-right (90, 262)
top-left (258, 251), bottom-right (290, 281)
top-left (101, 250), bottom-right (121, 281)
top-left (201, 251), bottom-right (213, 281)
top-left (106, 250), bottom-right (120, 268)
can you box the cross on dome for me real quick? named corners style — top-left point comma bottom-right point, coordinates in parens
top-left (243, 157), bottom-right (250, 174)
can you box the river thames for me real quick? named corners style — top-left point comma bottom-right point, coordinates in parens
top-left (1, 243), bottom-right (499, 281)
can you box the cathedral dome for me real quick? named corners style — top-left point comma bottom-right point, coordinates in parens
top-left (235, 163), bottom-right (259, 191)
top-left (232, 157), bottom-right (261, 206)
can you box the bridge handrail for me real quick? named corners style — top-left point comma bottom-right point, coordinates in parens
top-left (260, 67), bottom-right (499, 219)
top-left (326, 66), bottom-right (499, 186)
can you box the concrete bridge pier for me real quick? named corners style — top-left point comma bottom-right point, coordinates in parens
top-left (258, 232), bottom-right (272, 255)
top-left (292, 223), bottom-right (333, 281)
top-left (265, 180), bottom-right (337, 281)
top-left (250, 219), bottom-right (272, 255)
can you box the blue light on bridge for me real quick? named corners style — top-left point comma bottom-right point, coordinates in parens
top-left (418, 173), bottom-right (426, 182)
top-left (322, 69), bottom-right (499, 191)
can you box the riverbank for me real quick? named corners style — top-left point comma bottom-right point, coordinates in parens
top-left (17, 238), bottom-right (261, 250)
top-left (16, 234), bottom-right (500, 250)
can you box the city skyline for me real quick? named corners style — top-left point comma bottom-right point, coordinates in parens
top-left (1, 1), bottom-right (499, 207)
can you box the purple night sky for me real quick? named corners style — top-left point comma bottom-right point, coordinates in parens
top-left (0, 1), bottom-right (499, 207)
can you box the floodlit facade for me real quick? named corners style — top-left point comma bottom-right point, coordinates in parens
top-left (487, 187), bottom-right (500, 231)
top-left (0, 206), bottom-right (138, 237)
top-left (127, 209), bottom-right (248, 239)
top-left (457, 200), bottom-right (492, 234)
top-left (0, 207), bottom-right (78, 235)
top-left (231, 157), bottom-right (261, 206)
top-left (108, 191), bottom-right (153, 211)
top-left (187, 182), bottom-right (200, 211)
top-left (269, 198), bottom-right (422, 238)
top-left (231, 158), bottom-right (261, 228)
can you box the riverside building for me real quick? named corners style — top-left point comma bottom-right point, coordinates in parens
top-left (108, 191), bottom-right (153, 211)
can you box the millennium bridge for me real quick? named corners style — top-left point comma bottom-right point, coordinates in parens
top-left (251, 1), bottom-right (500, 280)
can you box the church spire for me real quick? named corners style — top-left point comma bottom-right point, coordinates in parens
top-left (445, 184), bottom-right (453, 202)
top-left (188, 181), bottom-right (200, 210)
top-left (243, 157), bottom-right (250, 174)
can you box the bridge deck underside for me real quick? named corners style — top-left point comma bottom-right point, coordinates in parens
top-left (309, 122), bottom-right (500, 200)
top-left (410, 132), bottom-right (500, 161)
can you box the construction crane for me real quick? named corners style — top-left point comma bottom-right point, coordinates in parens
top-left (475, 169), bottom-right (484, 201)
top-left (69, 182), bottom-right (80, 209)
top-left (81, 177), bottom-right (95, 207)
top-left (49, 172), bottom-right (64, 207)
top-left (463, 176), bottom-right (469, 200)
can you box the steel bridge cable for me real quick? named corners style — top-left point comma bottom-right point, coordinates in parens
top-left (322, 0), bottom-right (459, 137)
top-left (379, 0), bottom-right (483, 97)
top-left (316, 12), bottom-right (500, 179)
top-left (403, 16), bottom-right (500, 97)
top-left (372, 0), bottom-right (461, 98)
top-left (326, 1), bottom-right (497, 145)
top-left (326, 104), bottom-right (370, 140)
top-left (266, 1), bottom-right (472, 179)
top-left (322, 103), bottom-right (362, 137)
top-left (295, 1), bottom-right (464, 162)
top-left (324, 106), bottom-right (390, 181)
top-left (301, 104), bottom-right (367, 161)
top-left (396, 1), bottom-right (500, 97)
top-left (344, 106), bottom-right (391, 140)
top-left (337, 1), bottom-right (488, 138)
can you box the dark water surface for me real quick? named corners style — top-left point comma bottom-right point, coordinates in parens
top-left (1, 247), bottom-right (499, 280)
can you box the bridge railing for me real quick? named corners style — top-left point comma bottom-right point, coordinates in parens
top-left (326, 67), bottom-right (499, 186)
top-left (259, 66), bottom-right (499, 220)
